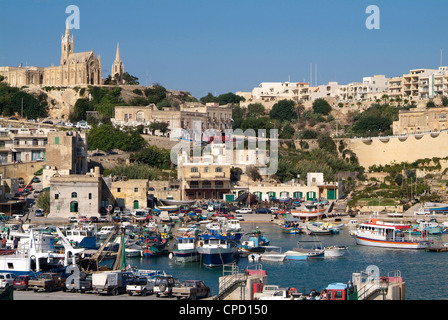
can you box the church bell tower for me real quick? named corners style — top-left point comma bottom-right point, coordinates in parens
top-left (111, 42), bottom-right (124, 84)
top-left (61, 22), bottom-right (74, 65)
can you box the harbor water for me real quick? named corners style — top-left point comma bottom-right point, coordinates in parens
top-left (123, 222), bottom-right (448, 300)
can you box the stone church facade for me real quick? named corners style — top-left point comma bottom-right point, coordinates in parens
top-left (0, 24), bottom-right (117, 87)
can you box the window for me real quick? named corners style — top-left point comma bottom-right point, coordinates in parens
top-left (71, 192), bottom-right (77, 198)
top-left (88, 193), bottom-right (92, 200)
top-left (55, 194), bottom-right (59, 200)
top-left (191, 167), bottom-right (198, 173)
top-left (204, 167), bottom-right (209, 173)
top-left (215, 167), bottom-right (223, 172)
top-left (117, 188), bottom-right (121, 192)
top-left (134, 188), bottom-right (139, 192)
top-left (55, 137), bottom-right (59, 145)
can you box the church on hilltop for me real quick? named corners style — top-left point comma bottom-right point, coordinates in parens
top-left (0, 23), bottom-right (124, 87)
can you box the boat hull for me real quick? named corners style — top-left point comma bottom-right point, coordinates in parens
top-left (172, 249), bottom-right (200, 263)
top-left (284, 251), bottom-right (308, 260)
top-left (352, 235), bottom-right (430, 249)
top-left (196, 247), bottom-right (238, 267)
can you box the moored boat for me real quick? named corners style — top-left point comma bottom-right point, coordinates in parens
top-left (196, 233), bottom-right (239, 267)
top-left (171, 233), bottom-right (199, 263)
top-left (239, 229), bottom-right (270, 253)
top-left (350, 218), bottom-right (432, 249)
top-left (324, 245), bottom-right (348, 257)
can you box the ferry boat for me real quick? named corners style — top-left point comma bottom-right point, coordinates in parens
top-left (350, 219), bottom-right (432, 249)
top-left (196, 233), bottom-right (239, 267)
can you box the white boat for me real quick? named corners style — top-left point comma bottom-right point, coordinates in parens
top-left (64, 224), bottom-right (98, 249)
top-left (98, 225), bottom-right (116, 240)
top-left (171, 233), bottom-right (199, 263)
top-left (350, 218), bottom-right (432, 249)
top-left (205, 222), bottom-right (221, 232)
top-left (284, 250), bottom-right (308, 261)
top-left (324, 245), bottom-right (348, 257)
top-left (291, 202), bottom-right (326, 220)
top-left (260, 246), bottom-right (286, 262)
top-left (224, 219), bottom-right (242, 232)
top-left (160, 199), bottom-right (197, 206)
top-left (387, 212), bottom-right (403, 218)
top-left (247, 253), bottom-right (261, 262)
top-left (0, 228), bottom-right (83, 276)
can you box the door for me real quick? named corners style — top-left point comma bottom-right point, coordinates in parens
top-left (327, 189), bottom-right (337, 200)
top-left (70, 201), bottom-right (78, 213)
top-left (133, 200), bottom-right (139, 209)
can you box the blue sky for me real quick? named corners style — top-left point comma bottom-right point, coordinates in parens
top-left (0, 0), bottom-right (447, 99)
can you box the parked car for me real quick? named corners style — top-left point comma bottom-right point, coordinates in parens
top-left (255, 208), bottom-right (272, 214)
top-left (171, 280), bottom-right (211, 300)
top-left (77, 216), bottom-right (88, 222)
top-left (98, 216), bottom-right (109, 223)
top-left (126, 276), bottom-right (154, 296)
top-left (35, 209), bottom-right (44, 217)
top-left (235, 208), bottom-right (252, 214)
top-left (42, 120), bottom-right (53, 124)
top-left (0, 273), bottom-right (16, 289)
top-left (29, 272), bottom-right (66, 292)
top-left (235, 214), bottom-right (245, 221)
top-left (89, 216), bottom-right (99, 223)
top-left (153, 275), bottom-right (179, 298)
top-left (68, 216), bottom-right (78, 223)
top-left (13, 275), bottom-right (36, 291)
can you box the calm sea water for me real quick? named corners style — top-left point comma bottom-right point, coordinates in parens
top-left (126, 222), bottom-right (448, 300)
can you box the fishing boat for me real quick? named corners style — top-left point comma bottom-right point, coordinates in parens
top-left (153, 205), bottom-right (179, 213)
top-left (305, 222), bottom-right (338, 235)
top-left (410, 219), bottom-right (443, 235)
top-left (160, 199), bottom-right (197, 206)
top-left (141, 244), bottom-right (162, 257)
top-left (196, 233), bottom-right (239, 267)
top-left (239, 229), bottom-right (270, 253)
top-left (280, 222), bottom-right (301, 234)
top-left (64, 224), bottom-right (98, 249)
top-left (324, 245), bottom-right (348, 257)
top-left (290, 202), bottom-right (326, 220)
top-left (0, 228), bottom-right (83, 276)
top-left (350, 218), bottom-right (432, 249)
top-left (292, 239), bottom-right (325, 258)
top-left (247, 253), bottom-right (261, 262)
top-left (224, 219), bottom-right (242, 232)
top-left (171, 233), bottom-right (199, 263)
top-left (260, 246), bottom-right (286, 262)
top-left (98, 225), bottom-right (117, 241)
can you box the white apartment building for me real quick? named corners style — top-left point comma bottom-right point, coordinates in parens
top-left (0, 127), bottom-right (54, 164)
top-left (338, 75), bottom-right (388, 101)
top-left (389, 67), bottom-right (448, 101)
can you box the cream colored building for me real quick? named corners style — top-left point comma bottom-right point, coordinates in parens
top-left (0, 24), bottom-right (103, 87)
top-left (392, 107), bottom-right (448, 135)
top-left (109, 179), bottom-right (150, 211)
top-left (50, 169), bottom-right (102, 218)
top-left (112, 102), bottom-right (232, 138)
top-left (177, 146), bottom-right (231, 200)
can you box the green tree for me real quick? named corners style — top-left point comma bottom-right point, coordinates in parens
top-left (131, 145), bottom-right (172, 169)
top-left (247, 103), bottom-right (265, 117)
top-left (269, 99), bottom-right (296, 122)
top-left (37, 190), bottom-right (50, 214)
top-left (122, 72), bottom-right (139, 85)
top-left (312, 98), bottom-right (332, 115)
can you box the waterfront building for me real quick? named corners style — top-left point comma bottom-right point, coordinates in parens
top-left (49, 168), bottom-right (102, 218)
top-left (177, 145), bottom-right (232, 200)
top-left (108, 178), bottom-right (150, 211)
top-left (232, 172), bottom-right (338, 202)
